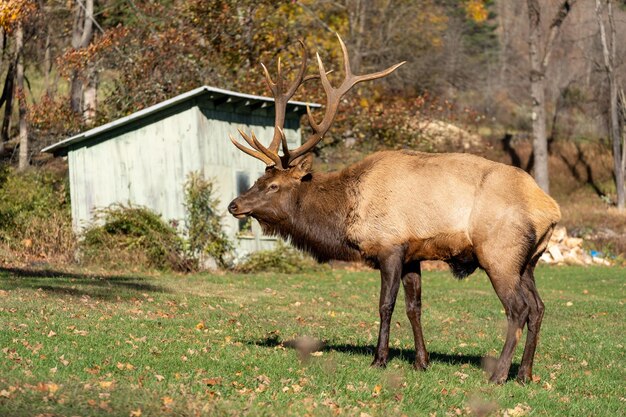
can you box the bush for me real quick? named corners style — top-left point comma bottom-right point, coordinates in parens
top-left (183, 172), bottom-right (233, 268)
top-left (0, 166), bottom-right (75, 262)
top-left (234, 240), bottom-right (318, 274)
top-left (80, 205), bottom-right (191, 272)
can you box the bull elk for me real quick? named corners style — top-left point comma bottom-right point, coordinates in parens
top-left (228, 35), bottom-right (561, 384)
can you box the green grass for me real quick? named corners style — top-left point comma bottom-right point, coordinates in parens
top-left (0, 266), bottom-right (624, 416)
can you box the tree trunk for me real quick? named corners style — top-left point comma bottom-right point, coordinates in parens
top-left (0, 29), bottom-right (4, 69)
top-left (70, 0), bottom-right (94, 113)
top-left (43, 30), bottom-right (52, 96)
top-left (83, 64), bottom-right (97, 124)
top-left (348, 0), bottom-right (368, 75)
top-left (526, 0), bottom-right (576, 194)
top-left (596, 0), bottom-right (624, 210)
top-left (611, 80), bottom-right (624, 209)
top-left (1, 57), bottom-right (16, 144)
top-left (527, 0), bottom-right (550, 193)
top-left (16, 22), bottom-right (28, 170)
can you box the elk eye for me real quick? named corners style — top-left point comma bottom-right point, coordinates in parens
top-left (268, 183), bottom-right (279, 192)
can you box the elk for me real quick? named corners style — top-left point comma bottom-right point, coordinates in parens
top-left (228, 35), bottom-right (561, 384)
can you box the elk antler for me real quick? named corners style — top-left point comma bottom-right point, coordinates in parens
top-left (230, 40), bottom-right (308, 169)
top-left (230, 35), bottom-right (404, 169)
top-left (284, 34), bottom-right (405, 166)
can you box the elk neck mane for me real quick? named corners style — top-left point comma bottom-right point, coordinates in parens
top-left (259, 167), bottom-right (366, 263)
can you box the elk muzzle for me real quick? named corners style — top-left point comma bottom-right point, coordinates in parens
top-left (228, 199), bottom-right (249, 219)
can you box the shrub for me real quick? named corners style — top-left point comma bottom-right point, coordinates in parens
top-left (234, 240), bottom-right (318, 274)
top-left (0, 166), bottom-right (75, 262)
top-left (183, 172), bottom-right (233, 268)
top-left (80, 205), bottom-right (191, 272)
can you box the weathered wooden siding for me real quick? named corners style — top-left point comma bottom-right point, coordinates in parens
top-left (68, 97), bottom-right (302, 255)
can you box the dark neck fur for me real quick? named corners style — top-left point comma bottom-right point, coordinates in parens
top-left (260, 170), bottom-right (361, 262)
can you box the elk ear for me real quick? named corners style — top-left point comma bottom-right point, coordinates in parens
top-left (290, 153), bottom-right (314, 179)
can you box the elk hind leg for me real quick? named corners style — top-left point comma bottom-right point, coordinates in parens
top-left (402, 261), bottom-right (429, 370)
top-left (484, 267), bottom-right (530, 384)
top-left (516, 263), bottom-right (545, 383)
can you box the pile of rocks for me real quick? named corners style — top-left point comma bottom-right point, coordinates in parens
top-left (540, 226), bottom-right (611, 266)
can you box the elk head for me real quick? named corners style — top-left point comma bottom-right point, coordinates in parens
top-left (228, 34), bottom-right (404, 223)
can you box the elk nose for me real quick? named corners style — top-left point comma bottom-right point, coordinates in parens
top-left (228, 200), bottom-right (239, 214)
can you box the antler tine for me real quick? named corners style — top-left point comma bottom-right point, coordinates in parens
top-left (277, 127), bottom-right (290, 159)
top-left (287, 33), bottom-right (405, 165)
top-left (250, 131), bottom-right (283, 167)
top-left (261, 63), bottom-right (276, 91)
top-left (229, 134), bottom-right (276, 166)
top-left (235, 129), bottom-right (282, 167)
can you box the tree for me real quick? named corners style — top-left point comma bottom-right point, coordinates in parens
top-left (595, 0), bottom-right (625, 210)
top-left (0, 0), bottom-right (35, 163)
top-left (526, 0), bottom-right (576, 194)
top-left (15, 20), bottom-right (27, 170)
top-left (69, 0), bottom-right (94, 116)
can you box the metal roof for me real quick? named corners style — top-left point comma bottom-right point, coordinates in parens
top-left (42, 85), bottom-right (320, 155)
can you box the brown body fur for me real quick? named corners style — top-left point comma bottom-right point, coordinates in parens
top-left (230, 149), bottom-right (560, 383)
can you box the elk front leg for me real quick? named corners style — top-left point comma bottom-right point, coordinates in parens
top-left (371, 250), bottom-right (402, 368)
top-left (402, 261), bottom-right (429, 370)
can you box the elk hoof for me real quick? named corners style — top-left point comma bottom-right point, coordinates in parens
top-left (488, 373), bottom-right (507, 385)
top-left (516, 370), bottom-right (532, 385)
top-left (413, 361), bottom-right (429, 371)
top-left (414, 352), bottom-right (429, 371)
top-left (370, 357), bottom-right (387, 368)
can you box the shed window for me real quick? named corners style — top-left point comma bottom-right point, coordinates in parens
top-left (236, 172), bottom-right (251, 233)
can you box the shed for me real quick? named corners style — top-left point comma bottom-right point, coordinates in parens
top-left (42, 85), bottom-right (319, 255)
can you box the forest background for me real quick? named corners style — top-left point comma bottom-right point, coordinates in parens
top-left (0, 0), bottom-right (625, 265)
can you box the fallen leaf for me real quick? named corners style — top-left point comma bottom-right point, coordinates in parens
top-left (47, 330), bottom-right (57, 338)
top-left (202, 377), bottom-right (222, 386)
top-left (99, 381), bottom-right (114, 390)
top-left (454, 371), bottom-right (469, 381)
top-left (155, 374), bottom-right (165, 382)
top-left (130, 409), bottom-right (142, 417)
top-left (195, 322), bottom-right (205, 330)
top-left (0, 389), bottom-right (11, 398)
top-left (162, 396), bottom-right (174, 407)
top-left (86, 366), bottom-right (100, 375)
top-left (256, 374), bottom-right (271, 384)
top-left (504, 403), bottom-right (531, 417)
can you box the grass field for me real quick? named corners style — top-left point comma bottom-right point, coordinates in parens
top-left (0, 265), bottom-right (624, 416)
